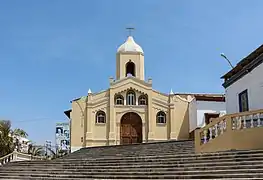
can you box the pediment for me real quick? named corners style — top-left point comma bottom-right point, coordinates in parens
top-left (110, 77), bottom-right (152, 91)
top-left (111, 76), bottom-right (151, 88)
top-left (110, 77), bottom-right (152, 95)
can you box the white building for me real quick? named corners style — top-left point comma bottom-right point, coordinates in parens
top-left (222, 44), bottom-right (263, 114)
top-left (13, 136), bottom-right (31, 153)
top-left (187, 94), bottom-right (226, 135)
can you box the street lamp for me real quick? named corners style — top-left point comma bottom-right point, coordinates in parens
top-left (220, 53), bottom-right (234, 69)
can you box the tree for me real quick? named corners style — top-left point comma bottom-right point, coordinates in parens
top-left (28, 144), bottom-right (43, 156)
top-left (46, 147), bottom-right (68, 160)
top-left (13, 128), bottom-right (28, 138)
top-left (0, 120), bottom-right (14, 157)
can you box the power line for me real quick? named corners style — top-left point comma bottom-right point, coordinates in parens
top-left (11, 118), bottom-right (68, 123)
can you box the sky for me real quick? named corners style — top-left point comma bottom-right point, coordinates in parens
top-left (0, 0), bottom-right (263, 145)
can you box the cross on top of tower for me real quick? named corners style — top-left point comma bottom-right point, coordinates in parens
top-left (126, 27), bottom-right (135, 36)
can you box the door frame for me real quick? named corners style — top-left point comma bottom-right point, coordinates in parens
top-left (120, 112), bottom-right (142, 145)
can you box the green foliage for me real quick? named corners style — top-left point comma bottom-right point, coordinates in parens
top-left (28, 144), bottom-right (44, 156)
top-left (47, 147), bottom-right (68, 160)
top-left (13, 128), bottom-right (28, 138)
top-left (0, 120), bottom-right (14, 157)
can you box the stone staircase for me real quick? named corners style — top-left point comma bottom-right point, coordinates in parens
top-left (1, 140), bottom-right (263, 179)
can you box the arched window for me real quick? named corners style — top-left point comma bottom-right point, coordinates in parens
top-left (96, 111), bottom-right (106, 124)
top-left (126, 61), bottom-right (135, 77)
top-left (126, 91), bottom-right (136, 105)
top-left (156, 111), bottom-right (166, 124)
top-left (115, 95), bottom-right (124, 105)
top-left (138, 95), bottom-right (147, 105)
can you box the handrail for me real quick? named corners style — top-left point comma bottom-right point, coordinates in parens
top-left (0, 152), bottom-right (14, 161)
top-left (0, 152), bottom-right (14, 166)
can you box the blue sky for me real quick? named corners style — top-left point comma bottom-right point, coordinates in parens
top-left (0, 0), bottom-right (262, 145)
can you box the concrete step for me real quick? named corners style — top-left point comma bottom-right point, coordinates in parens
top-left (3, 160), bottom-right (263, 170)
top-left (2, 164), bottom-right (263, 173)
top-left (57, 151), bottom-right (263, 162)
top-left (68, 150), bottom-right (195, 158)
top-left (2, 140), bottom-right (263, 179)
top-left (1, 171), bottom-right (263, 179)
top-left (7, 156), bottom-right (263, 167)
top-left (10, 150), bottom-right (263, 163)
top-left (64, 149), bottom-right (263, 161)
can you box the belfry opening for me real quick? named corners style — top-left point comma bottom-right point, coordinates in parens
top-left (126, 61), bottom-right (135, 77)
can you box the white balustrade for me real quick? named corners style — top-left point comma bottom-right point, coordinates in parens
top-left (0, 153), bottom-right (14, 166)
top-left (199, 110), bottom-right (263, 146)
top-left (0, 151), bottom-right (44, 166)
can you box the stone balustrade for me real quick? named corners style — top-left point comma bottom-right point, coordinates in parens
top-left (0, 151), bottom-right (44, 166)
top-left (0, 152), bottom-right (14, 166)
top-left (195, 109), bottom-right (263, 152)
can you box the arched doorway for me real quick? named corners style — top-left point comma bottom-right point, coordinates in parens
top-left (120, 112), bottom-right (142, 145)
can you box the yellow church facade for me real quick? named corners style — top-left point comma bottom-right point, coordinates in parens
top-left (65, 36), bottom-right (216, 152)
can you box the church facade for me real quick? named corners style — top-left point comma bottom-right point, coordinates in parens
top-left (64, 35), bottom-right (225, 152)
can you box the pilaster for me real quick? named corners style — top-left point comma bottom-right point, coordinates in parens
top-left (169, 95), bottom-right (177, 140)
top-left (109, 88), bottom-right (116, 144)
top-left (147, 88), bottom-right (154, 141)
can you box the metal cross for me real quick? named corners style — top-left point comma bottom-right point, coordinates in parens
top-left (126, 27), bottom-right (135, 36)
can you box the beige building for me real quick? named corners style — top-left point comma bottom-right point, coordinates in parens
top-left (64, 35), bottom-right (225, 152)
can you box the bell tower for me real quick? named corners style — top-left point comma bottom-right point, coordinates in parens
top-left (116, 29), bottom-right (145, 81)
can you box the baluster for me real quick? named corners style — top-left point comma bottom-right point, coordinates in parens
top-left (243, 116), bottom-right (246, 129)
top-left (257, 113), bottom-right (261, 127)
top-left (209, 127), bottom-right (213, 140)
top-left (237, 117), bottom-right (242, 129)
top-left (232, 117), bottom-right (236, 130)
top-left (220, 121), bottom-right (224, 135)
top-left (215, 124), bottom-right (218, 137)
top-left (250, 115), bottom-right (254, 128)
top-left (203, 130), bottom-right (207, 144)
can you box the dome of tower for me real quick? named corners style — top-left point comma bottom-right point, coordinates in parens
top-left (117, 36), bottom-right (144, 54)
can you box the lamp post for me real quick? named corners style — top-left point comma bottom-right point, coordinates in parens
top-left (220, 53), bottom-right (234, 69)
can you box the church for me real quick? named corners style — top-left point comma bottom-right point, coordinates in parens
top-left (64, 35), bottom-right (225, 152)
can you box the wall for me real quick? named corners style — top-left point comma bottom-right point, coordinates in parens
top-left (70, 99), bottom-right (86, 152)
top-left (188, 98), bottom-right (197, 132)
top-left (226, 63), bottom-right (263, 113)
top-left (151, 90), bottom-right (170, 141)
top-left (188, 99), bottom-right (226, 132)
top-left (170, 95), bottom-right (191, 140)
top-left (86, 90), bottom-right (109, 147)
top-left (196, 101), bottom-right (226, 128)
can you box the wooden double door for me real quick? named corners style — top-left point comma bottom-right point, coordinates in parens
top-left (120, 112), bottom-right (142, 145)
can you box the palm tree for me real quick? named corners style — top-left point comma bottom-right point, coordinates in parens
top-left (46, 147), bottom-right (68, 160)
top-left (13, 128), bottom-right (28, 138)
top-left (0, 120), bottom-right (14, 157)
top-left (28, 144), bottom-right (43, 156)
